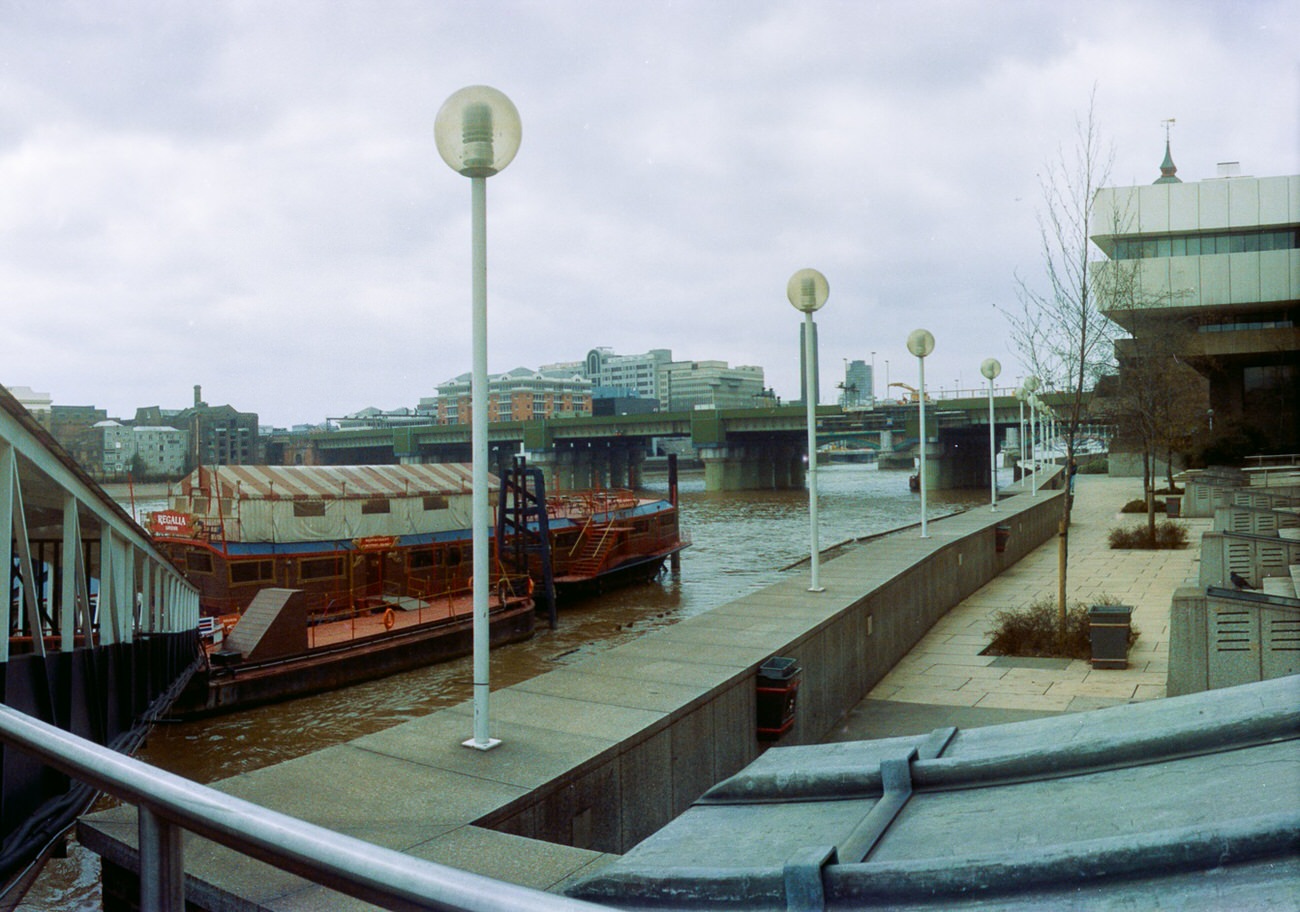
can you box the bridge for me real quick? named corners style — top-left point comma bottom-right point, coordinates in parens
top-left (302, 392), bottom-right (1093, 491)
top-left (0, 385), bottom-right (200, 888)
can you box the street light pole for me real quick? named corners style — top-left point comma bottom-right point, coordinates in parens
top-left (906, 330), bottom-right (935, 538)
top-left (435, 85), bottom-right (521, 752)
top-left (1023, 376), bottom-right (1039, 499)
top-left (981, 358), bottom-right (1001, 511)
top-left (788, 268), bottom-right (828, 592)
top-left (870, 351), bottom-right (876, 406)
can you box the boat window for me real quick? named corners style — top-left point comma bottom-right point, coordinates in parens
top-left (185, 551), bottom-right (212, 574)
top-left (410, 549), bottom-right (435, 569)
top-left (294, 501), bottom-right (326, 517)
top-left (193, 497), bottom-right (209, 514)
top-left (299, 557), bottom-right (344, 580)
top-left (362, 498), bottom-right (390, 515)
top-left (423, 495), bottom-right (448, 511)
top-left (229, 560), bottom-right (274, 586)
top-left (634, 520), bottom-right (649, 533)
top-left (446, 547), bottom-right (463, 567)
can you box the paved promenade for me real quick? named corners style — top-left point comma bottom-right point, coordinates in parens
top-left (829, 473), bottom-right (1213, 741)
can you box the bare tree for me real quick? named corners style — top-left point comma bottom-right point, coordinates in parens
top-left (1000, 89), bottom-right (1119, 647)
top-left (1103, 322), bottom-right (1209, 537)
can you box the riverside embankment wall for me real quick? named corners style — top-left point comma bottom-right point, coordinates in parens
top-left (482, 477), bottom-right (1068, 852)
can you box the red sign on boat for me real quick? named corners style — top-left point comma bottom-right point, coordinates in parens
top-left (353, 535), bottom-right (400, 552)
top-left (150, 510), bottom-right (196, 537)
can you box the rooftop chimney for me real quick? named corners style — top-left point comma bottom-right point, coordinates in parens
top-left (194, 384), bottom-right (202, 407)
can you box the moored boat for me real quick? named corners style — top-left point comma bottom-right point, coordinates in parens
top-left (151, 463), bottom-right (535, 716)
top-left (152, 461), bottom-right (687, 714)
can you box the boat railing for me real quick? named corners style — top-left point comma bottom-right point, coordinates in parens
top-left (0, 704), bottom-right (607, 911)
top-left (548, 489), bottom-right (637, 520)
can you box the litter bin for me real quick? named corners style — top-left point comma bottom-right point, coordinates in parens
top-left (1089, 604), bottom-right (1132, 669)
top-left (995, 525), bottom-right (1011, 553)
top-left (1165, 495), bottom-right (1182, 518)
top-left (756, 657), bottom-right (801, 741)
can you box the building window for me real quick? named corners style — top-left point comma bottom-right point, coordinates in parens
top-left (361, 498), bottom-right (390, 515)
top-left (230, 560), bottom-right (275, 585)
top-left (424, 495), bottom-right (449, 511)
top-left (1112, 228), bottom-right (1298, 261)
top-left (299, 556), bottom-right (344, 581)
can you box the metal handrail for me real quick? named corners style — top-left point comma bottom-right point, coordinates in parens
top-left (0, 705), bottom-right (607, 912)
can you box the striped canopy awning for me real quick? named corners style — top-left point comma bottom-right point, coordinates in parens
top-left (180, 463), bottom-right (479, 501)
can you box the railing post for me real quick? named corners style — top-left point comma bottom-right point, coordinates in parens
top-left (139, 804), bottom-right (185, 911)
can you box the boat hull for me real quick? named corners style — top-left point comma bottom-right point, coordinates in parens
top-left (173, 601), bottom-right (535, 718)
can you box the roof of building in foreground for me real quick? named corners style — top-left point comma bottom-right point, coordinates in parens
top-left (566, 676), bottom-right (1299, 911)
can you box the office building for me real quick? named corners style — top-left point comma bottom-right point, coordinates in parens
top-left (1091, 151), bottom-right (1299, 450)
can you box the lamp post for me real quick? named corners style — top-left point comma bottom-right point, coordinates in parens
top-left (980, 358), bottom-right (1001, 511)
top-left (906, 329), bottom-right (935, 538)
top-left (788, 268), bottom-right (829, 592)
top-left (870, 351), bottom-right (876, 405)
top-left (1016, 387), bottom-right (1026, 488)
top-left (435, 85), bottom-right (521, 752)
top-left (1023, 376), bottom-right (1039, 498)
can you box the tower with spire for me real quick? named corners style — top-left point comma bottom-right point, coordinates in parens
top-left (1154, 117), bottom-right (1180, 184)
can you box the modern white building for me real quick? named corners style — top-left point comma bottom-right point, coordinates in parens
top-left (1091, 152), bottom-right (1299, 450)
top-left (658, 360), bottom-right (766, 411)
top-left (583, 348), bottom-right (673, 401)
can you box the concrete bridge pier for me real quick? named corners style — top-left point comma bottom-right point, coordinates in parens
top-left (699, 442), bottom-right (808, 491)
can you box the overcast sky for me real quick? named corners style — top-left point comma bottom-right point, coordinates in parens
top-left (3, 1), bottom-right (1297, 428)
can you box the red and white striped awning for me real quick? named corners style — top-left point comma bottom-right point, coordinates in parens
top-left (180, 464), bottom-right (478, 500)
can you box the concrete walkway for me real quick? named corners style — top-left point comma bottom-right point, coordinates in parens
top-left (828, 474), bottom-right (1212, 741)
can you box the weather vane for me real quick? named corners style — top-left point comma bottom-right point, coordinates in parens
top-left (1161, 117), bottom-right (1176, 141)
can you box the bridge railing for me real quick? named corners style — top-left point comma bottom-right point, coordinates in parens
top-left (0, 705), bottom-right (607, 912)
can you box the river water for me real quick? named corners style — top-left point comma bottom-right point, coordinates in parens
top-left (23, 462), bottom-right (992, 910)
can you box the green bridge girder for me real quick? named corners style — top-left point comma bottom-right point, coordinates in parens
top-left (311, 394), bottom-right (1089, 462)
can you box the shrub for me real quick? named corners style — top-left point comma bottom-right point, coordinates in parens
top-left (1120, 498), bottom-right (1165, 513)
top-left (985, 597), bottom-right (1139, 660)
top-left (1076, 457), bottom-right (1108, 474)
top-left (1108, 521), bottom-right (1189, 550)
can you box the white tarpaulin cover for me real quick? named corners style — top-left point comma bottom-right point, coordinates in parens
top-left (167, 464), bottom-right (484, 543)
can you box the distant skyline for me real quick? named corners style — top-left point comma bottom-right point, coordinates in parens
top-left (3, 1), bottom-right (1297, 427)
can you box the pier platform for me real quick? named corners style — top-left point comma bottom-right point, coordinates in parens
top-left (79, 473), bottom-right (1211, 909)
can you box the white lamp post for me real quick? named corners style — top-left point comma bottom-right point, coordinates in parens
top-left (788, 268), bottom-right (829, 592)
top-left (1023, 376), bottom-right (1039, 498)
top-left (980, 358), bottom-right (1001, 511)
top-left (906, 329), bottom-right (935, 537)
top-left (1015, 387), bottom-right (1026, 488)
top-left (435, 85), bottom-right (521, 752)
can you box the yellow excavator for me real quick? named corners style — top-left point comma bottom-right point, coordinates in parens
top-left (887, 382), bottom-right (930, 403)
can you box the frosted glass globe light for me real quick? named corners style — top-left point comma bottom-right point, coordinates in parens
top-left (434, 86), bottom-right (522, 178)
top-left (980, 358), bottom-right (1002, 380)
top-left (787, 268), bottom-right (829, 314)
top-left (906, 329), bottom-right (935, 358)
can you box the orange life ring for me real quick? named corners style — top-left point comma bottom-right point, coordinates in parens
top-left (383, 608), bottom-right (396, 630)
top-left (527, 577), bottom-right (535, 596)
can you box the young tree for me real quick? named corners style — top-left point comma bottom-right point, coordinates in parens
top-left (1000, 89), bottom-right (1118, 647)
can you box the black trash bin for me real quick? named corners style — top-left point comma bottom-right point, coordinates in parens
top-left (1089, 604), bottom-right (1132, 669)
top-left (756, 657), bottom-right (801, 741)
top-left (1166, 495), bottom-right (1182, 518)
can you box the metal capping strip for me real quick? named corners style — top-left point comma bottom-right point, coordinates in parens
top-left (835, 727), bottom-right (957, 865)
top-left (833, 750), bottom-right (916, 864)
top-left (782, 846), bottom-right (838, 912)
top-left (780, 729), bottom-right (959, 909)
